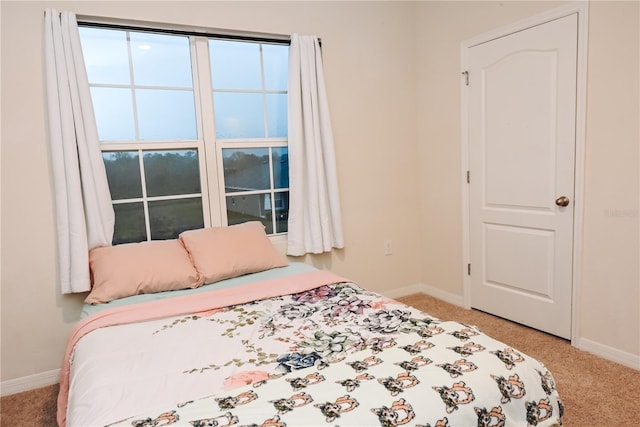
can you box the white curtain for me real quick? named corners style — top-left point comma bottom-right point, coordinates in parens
top-left (44, 9), bottom-right (114, 293)
top-left (287, 34), bottom-right (344, 256)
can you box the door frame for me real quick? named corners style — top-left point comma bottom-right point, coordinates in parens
top-left (460, 2), bottom-right (589, 345)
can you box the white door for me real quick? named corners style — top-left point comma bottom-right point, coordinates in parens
top-left (467, 14), bottom-right (578, 339)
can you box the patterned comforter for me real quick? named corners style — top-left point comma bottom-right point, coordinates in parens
top-left (61, 271), bottom-right (563, 427)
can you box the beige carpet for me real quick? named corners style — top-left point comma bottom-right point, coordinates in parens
top-left (1, 383), bottom-right (58, 426)
top-left (1, 293), bottom-right (639, 426)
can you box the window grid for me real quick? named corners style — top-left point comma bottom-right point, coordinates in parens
top-left (137, 150), bottom-right (150, 238)
top-left (107, 148), bottom-right (204, 241)
top-left (125, 32), bottom-right (140, 141)
top-left (260, 45), bottom-right (268, 137)
top-left (208, 39), bottom-right (289, 235)
top-left (80, 25), bottom-right (288, 243)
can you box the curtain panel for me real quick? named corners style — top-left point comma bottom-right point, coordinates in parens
top-left (287, 34), bottom-right (344, 256)
top-left (44, 9), bottom-right (114, 294)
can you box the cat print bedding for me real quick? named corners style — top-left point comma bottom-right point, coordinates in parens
top-left (59, 266), bottom-right (563, 426)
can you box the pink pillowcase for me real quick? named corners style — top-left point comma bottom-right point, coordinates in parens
top-left (179, 221), bottom-right (288, 285)
top-left (86, 239), bottom-right (203, 304)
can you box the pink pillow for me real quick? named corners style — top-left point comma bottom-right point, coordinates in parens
top-left (179, 222), bottom-right (288, 285)
top-left (86, 239), bottom-right (203, 304)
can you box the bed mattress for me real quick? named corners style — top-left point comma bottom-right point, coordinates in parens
top-left (58, 264), bottom-right (563, 426)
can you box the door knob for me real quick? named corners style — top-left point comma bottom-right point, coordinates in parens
top-left (555, 196), bottom-right (570, 207)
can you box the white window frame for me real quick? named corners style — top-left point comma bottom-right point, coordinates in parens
top-left (79, 20), bottom-right (290, 243)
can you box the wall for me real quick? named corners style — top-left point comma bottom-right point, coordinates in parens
top-left (578, 0), bottom-right (639, 359)
top-left (1, 1), bottom-right (422, 383)
top-left (415, 0), bottom-right (639, 365)
top-left (1, 0), bottom-right (638, 388)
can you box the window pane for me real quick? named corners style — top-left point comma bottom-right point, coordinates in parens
top-left (144, 150), bottom-right (200, 197)
top-left (148, 198), bottom-right (204, 240)
top-left (274, 191), bottom-right (289, 233)
top-left (130, 32), bottom-right (192, 87)
top-left (102, 151), bottom-right (142, 199)
top-left (263, 44), bottom-right (288, 91)
top-left (226, 194), bottom-right (272, 234)
top-left (113, 202), bottom-right (146, 244)
top-left (213, 92), bottom-right (264, 139)
top-left (79, 27), bottom-right (130, 85)
top-left (82, 24), bottom-right (289, 240)
top-left (136, 89), bottom-right (197, 140)
top-left (210, 40), bottom-right (261, 90)
top-left (91, 87), bottom-right (135, 141)
top-left (222, 148), bottom-right (269, 192)
top-left (272, 147), bottom-right (289, 189)
top-left (266, 93), bottom-right (287, 138)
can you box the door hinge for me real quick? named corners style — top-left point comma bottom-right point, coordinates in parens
top-left (462, 70), bottom-right (469, 86)
top-left (467, 264), bottom-right (471, 275)
top-left (466, 170), bottom-right (470, 183)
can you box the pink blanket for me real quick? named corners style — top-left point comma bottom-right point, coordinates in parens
top-left (57, 270), bottom-right (349, 427)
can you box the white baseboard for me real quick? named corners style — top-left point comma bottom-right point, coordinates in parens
top-left (575, 337), bottom-right (640, 371)
top-left (381, 283), bottom-right (428, 299)
top-left (381, 282), bottom-right (465, 307)
top-left (419, 283), bottom-right (466, 307)
top-left (0, 369), bottom-right (60, 397)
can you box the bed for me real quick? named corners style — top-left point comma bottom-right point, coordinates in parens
top-left (57, 223), bottom-right (563, 427)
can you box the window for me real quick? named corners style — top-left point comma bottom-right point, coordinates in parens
top-left (78, 25), bottom-right (289, 244)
